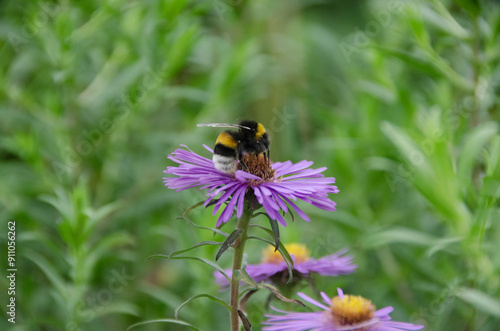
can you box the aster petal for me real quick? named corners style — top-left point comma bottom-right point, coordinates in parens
top-left (202, 144), bottom-right (214, 153)
top-left (254, 186), bottom-right (287, 226)
top-left (205, 182), bottom-right (240, 207)
top-left (217, 186), bottom-right (245, 226)
top-left (234, 186), bottom-right (247, 218)
top-left (296, 250), bottom-right (357, 276)
top-left (381, 322), bottom-right (426, 330)
top-left (235, 169), bottom-right (261, 181)
top-left (270, 160), bottom-right (292, 172)
top-left (263, 308), bottom-right (330, 331)
top-left (272, 191), bottom-right (289, 213)
top-left (280, 195), bottom-right (311, 222)
top-left (375, 306), bottom-right (394, 317)
top-left (297, 292), bottom-right (329, 310)
top-left (281, 167), bottom-right (329, 180)
top-left (321, 292), bottom-right (331, 306)
top-left (274, 160), bottom-right (314, 175)
top-left (258, 186), bottom-right (281, 210)
top-left (308, 196), bottom-right (337, 211)
top-left (212, 185), bottom-right (239, 215)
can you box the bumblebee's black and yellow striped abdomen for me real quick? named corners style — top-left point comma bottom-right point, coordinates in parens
top-left (213, 131), bottom-right (240, 173)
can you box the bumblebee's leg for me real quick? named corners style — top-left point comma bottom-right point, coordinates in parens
top-left (237, 143), bottom-right (248, 170)
top-left (266, 149), bottom-right (270, 165)
top-left (240, 159), bottom-right (248, 170)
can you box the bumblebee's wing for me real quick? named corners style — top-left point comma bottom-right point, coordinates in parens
top-left (197, 123), bottom-right (251, 130)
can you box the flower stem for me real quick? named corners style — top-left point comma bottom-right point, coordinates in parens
top-left (230, 207), bottom-right (252, 331)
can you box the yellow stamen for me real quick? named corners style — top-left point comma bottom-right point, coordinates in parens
top-left (331, 294), bottom-right (375, 326)
top-left (262, 243), bottom-right (310, 264)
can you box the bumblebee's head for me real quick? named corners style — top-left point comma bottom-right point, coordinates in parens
top-left (238, 120), bottom-right (270, 152)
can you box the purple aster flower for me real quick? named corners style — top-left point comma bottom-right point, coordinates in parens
top-left (214, 244), bottom-right (356, 288)
top-left (163, 145), bottom-right (338, 227)
top-left (263, 288), bottom-right (424, 331)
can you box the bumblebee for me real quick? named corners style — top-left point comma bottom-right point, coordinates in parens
top-left (197, 120), bottom-right (270, 174)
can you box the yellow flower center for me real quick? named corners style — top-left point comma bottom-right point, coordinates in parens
top-left (262, 243), bottom-right (310, 264)
top-left (331, 294), bottom-right (375, 327)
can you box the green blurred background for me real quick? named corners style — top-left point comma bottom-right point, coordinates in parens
top-left (1, 0), bottom-right (500, 330)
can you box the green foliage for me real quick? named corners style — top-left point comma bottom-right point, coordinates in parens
top-left (1, 0), bottom-right (500, 330)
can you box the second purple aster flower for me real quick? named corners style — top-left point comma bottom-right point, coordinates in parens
top-left (263, 289), bottom-right (424, 331)
top-left (163, 145), bottom-right (339, 227)
top-left (214, 243), bottom-right (357, 288)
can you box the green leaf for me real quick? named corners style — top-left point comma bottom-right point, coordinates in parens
top-left (376, 47), bottom-right (473, 91)
top-left (85, 200), bottom-right (123, 231)
top-left (127, 319), bottom-right (200, 331)
top-left (234, 268), bottom-right (258, 288)
top-left (258, 283), bottom-right (305, 307)
top-left (140, 285), bottom-right (193, 315)
top-left (363, 227), bottom-right (436, 248)
top-left (146, 254), bottom-right (230, 282)
top-left (238, 310), bottom-right (252, 331)
top-left (457, 122), bottom-right (498, 194)
top-left (25, 250), bottom-right (67, 297)
top-left (215, 228), bottom-right (243, 261)
top-left (94, 301), bottom-right (139, 318)
top-left (424, 2), bottom-right (470, 38)
top-left (182, 201), bottom-right (206, 216)
top-left (86, 232), bottom-right (135, 273)
top-left (426, 236), bottom-right (462, 257)
top-left (452, 0), bottom-right (481, 17)
top-left (457, 287), bottom-right (500, 318)
top-left (485, 136), bottom-right (500, 178)
top-left (167, 24), bottom-right (198, 76)
top-left (381, 121), bottom-right (471, 230)
top-left (177, 216), bottom-right (229, 237)
top-left (175, 294), bottom-right (230, 319)
top-left (168, 241), bottom-right (222, 259)
top-left (254, 212), bottom-right (280, 251)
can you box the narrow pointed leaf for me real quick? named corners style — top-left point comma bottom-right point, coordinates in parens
top-left (177, 216), bottom-right (229, 237)
top-left (457, 122), bottom-right (498, 189)
top-left (205, 198), bottom-right (221, 207)
top-left (238, 310), bottom-right (252, 331)
top-left (94, 301), bottom-right (139, 318)
top-left (127, 319), bottom-right (200, 331)
top-left (216, 228), bottom-right (243, 261)
top-left (254, 212), bottom-right (280, 251)
top-left (146, 255), bottom-right (230, 282)
top-left (457, 287), bottom-right (500, 318)
top-left (168, 241), bottom-right (222, 258)
top-left (25, 251), bottom-right (67, 297)
top-left (175, 294), bottom-right (230, 319)
top-left (258, 283), bottom-right (305, 307)
top-left (234, 268), bottom-right (258, 288)
top-left (182, 201), bottom-right (206, 216)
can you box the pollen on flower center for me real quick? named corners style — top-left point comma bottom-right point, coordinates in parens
top-left (330, 294), bottom-right (375, 326)
top-left (239, 153), bottom-right (276, 183)
top-left (262, 243), bottom-right (310, 264)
